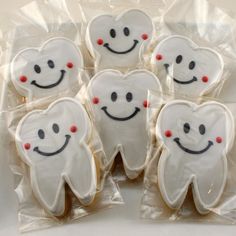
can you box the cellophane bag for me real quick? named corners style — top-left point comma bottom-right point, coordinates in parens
top-left (0, 0), bottom-right (123, 232)
top-left (64, 0), bottom-right (168, 182)
top-left (141, 0), bottom-right (236, 224)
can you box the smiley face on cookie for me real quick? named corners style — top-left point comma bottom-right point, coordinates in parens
top-left (156, 100), bottom-right (234, 214)
top-left (88, 69), bottom-right (161, 179)
top-left (151, 36), bottom-right (224, 97)
top-left (16, 98), bottom-right (97, 216)
top-left (86, 9), bottom-right (153, 70)
top-left (11, 38), bottom-right (83, 101)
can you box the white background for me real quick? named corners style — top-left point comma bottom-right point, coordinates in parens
top-left (1, 0), bottom-right (236, 235)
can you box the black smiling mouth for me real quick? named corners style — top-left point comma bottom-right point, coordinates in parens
top-left (164, 64), bottom-right (198, 85)
top-left (173, 76), bottom-right (197, 84)
top-left (101, 106), bottom-right (140, 121)
top-left (174, 137), bottom-right (213, 155)
top-left (103, 40), bottom-right (139, 54)
top-left (31, 70), bottom-right (66, 89)
top-left (33, 134), bottom-right (71, 157)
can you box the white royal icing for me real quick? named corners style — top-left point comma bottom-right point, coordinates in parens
top-left (156, 100), bottom-right (234, 214)
top-left (15, 98), bottom-right (97, 216)
top-left (86, 9), bottom-right (153, 70)
top-left (151, 35), bottom-right (224, 98)
top-left (87, 69), bottom-right (161, 179)
top-left (11, 37), bottom-right (84, 101)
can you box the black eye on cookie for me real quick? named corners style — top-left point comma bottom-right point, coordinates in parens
top-left (199, 124), bottom-right (206, 135)
top-left (126, 92), bottom-right (132, 102)
top-left (110, 29), bottom-right (116, 38)
top-left (48, 60), bottom-right (55, 69)
top-left (123, 27), bottom-right (130, 36)
top-left (34, 64), bottom-right (41, 74)
top-left (52, 123), bottom-right (60, 133)
top-left (183, 122), bottom-right (190, 134)
top-left (111, 92), bottom-right (118, 102)
top-left (38, 129), bottom-right (45, 139)
top-left (176, 55), bottom-right (183, 64)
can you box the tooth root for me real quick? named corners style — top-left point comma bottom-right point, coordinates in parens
top-left (99, 130), bottom-right (118, 167)
top-left (33, 161), bottom-right (65, 216)
top-left (122, 137), bottom-right (148, 179)
top-left (158, 150), bottom-right (190, 209)
top-left (192, 157), bottom-right (227, 214)
top-left (65, 145), bottom-right (97, 205)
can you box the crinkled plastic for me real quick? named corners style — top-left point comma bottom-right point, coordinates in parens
top-left (63, 0), bottom-right (167, 181)
top-left (1, 0), bottom-right (236, 231)
top-left (141, 0), bottom-right (236, 223)
top-left (64, 0), bottom-right (168, 73)
top-left (83, 69), bottom-right (162, 181)
top-left (0, 0), bottom-right (123, 232)
top-left (141, 0), bottom-right (236, 224)
top-left (147, 0), bottom-right (236, 101)
top-left (141, 90), bottom-right (236, 223)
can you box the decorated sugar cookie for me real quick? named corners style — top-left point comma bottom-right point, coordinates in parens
top-left (86, 9), bottom-right (153, 70)
top-left (151, 35), bottom-right (224, 97)
top-left (11, 38), bottom-right (83, 101)
top-left (15, 98), bottom-right (97, 216)
top-left (156, 100), bottom-right (234, 214)
top-left (87, 69), bottom-right (161, 179)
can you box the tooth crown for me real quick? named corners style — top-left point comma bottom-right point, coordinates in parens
top-left (11, 37), bottom-right (84, 101)
top-left (151, 35), bottom-right (224, 98)
top-left (87, 69), bottom-right (161, 179)
top-left (86, 9), bottom-right (153, 70)
top-left (15, 98), bottom-right (97, 216)
top-left (156, 100), bottom-right (234, 214)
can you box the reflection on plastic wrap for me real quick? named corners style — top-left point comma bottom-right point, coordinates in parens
top-left (0, 0), bottom-right (124, 232)
top-left (141, 89), bottom-right (236, 224)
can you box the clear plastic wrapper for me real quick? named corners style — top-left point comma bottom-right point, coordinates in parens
top-left (83, 69), bottom-right (162, 182)
top-left (1, 0), bottom-right (236, 230)
top-left (64, 0), bottom-right (167, 181)
top-left (65, 0), bottom-right (236, 184)
top-left (64, 0), bottom-right (168, 73)
top-left (141, 91), bottom-right (236, 223)
top-left (0, 0), bottom-right (90, 110)
top-left (0, 0), bottom-right (123, 232)
top-left (147, 0), bottom-right (236, 101)
top-left (5, 96), bottom-right (123, 232)
top-left (141, 0), bottom-right (236, 224)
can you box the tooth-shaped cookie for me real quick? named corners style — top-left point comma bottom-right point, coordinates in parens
top-left (156, 100), bottom-right (234, 214)
top-left (11, 37), bottom-right (84, 101)
top-left (151, 35), bottom-right (223, 97)
top-left (15, 98), bottom-right (97, 216)
top-left (87, 69), bottom-right (161, 179)
top-left (86, 9), bottom-right (153, 70)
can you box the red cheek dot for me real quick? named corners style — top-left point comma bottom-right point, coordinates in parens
top-left (20, 76), bottom-right (27, 83)
top-left (141, 34), bottom-right (148, 40)
top-left (67, 62), bottom-right (74, 69)
top-left (97, 38), bottom-right (104, 45)
top-left (24, 143), bottom-right (31, 150)
top-left (70, 125), bottom-right (77, 133)
top-left (156, 54), bottom-right (163, 61)
top-left (216, 137), bottom-right (222, 143)
top-left (92, 97), bottom-right (99, 104)
top-left (165, 130), bottom-right (172, 138)
top-left (143, 100), bottom-right (150, 108)
top-left (202, 76), bottom-right (208, 83)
